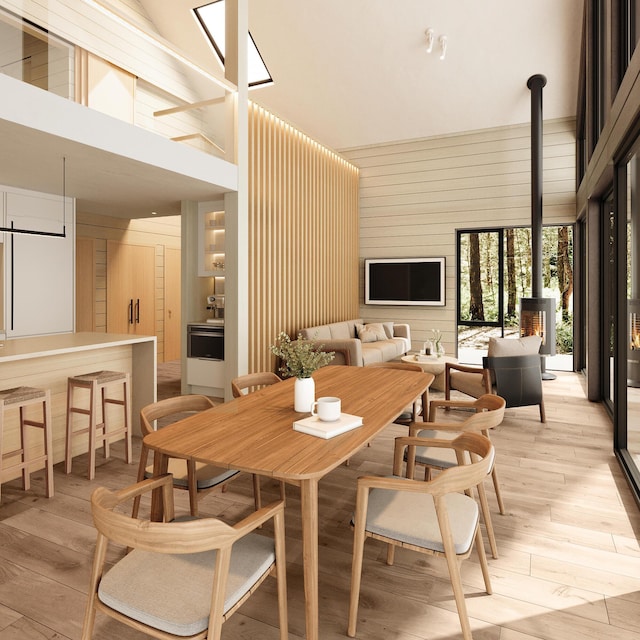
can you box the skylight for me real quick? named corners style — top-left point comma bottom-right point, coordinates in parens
top-left (193, 1), bottom-right (272, 88)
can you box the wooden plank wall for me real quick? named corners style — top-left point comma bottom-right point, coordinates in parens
top-left (341, 117), bottom-right (577, 354)
top-left (248, 102), bottom-right (360, 373)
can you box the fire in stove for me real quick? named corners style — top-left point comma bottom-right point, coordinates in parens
top-left (520, 297), bottom-right (556, 357)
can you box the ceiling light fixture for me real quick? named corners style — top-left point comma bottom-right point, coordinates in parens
top-left (439, 35), bottom-right (448, 60)
top-left (425, 28), bottom-right (434, 53)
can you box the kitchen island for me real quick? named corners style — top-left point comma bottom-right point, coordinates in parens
top-left (0, 332), bottom-right (156, 481)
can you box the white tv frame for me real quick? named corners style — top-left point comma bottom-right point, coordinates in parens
top-left (364, 257), bottom-right (446, 306)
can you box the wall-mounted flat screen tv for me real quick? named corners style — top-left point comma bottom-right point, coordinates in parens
top-left (365, 257), bottom-right (445, 306)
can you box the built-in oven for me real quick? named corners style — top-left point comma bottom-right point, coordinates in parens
top-left (187, 324), bottom-right (224, 360)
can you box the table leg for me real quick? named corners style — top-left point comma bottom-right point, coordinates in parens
top-left (300, 478), bottom-right (319, 640)
top-left (150, 451), bottom-right (169, 521)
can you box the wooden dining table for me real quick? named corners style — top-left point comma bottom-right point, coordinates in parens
top-left (144, 364), bottom-right (433, 639)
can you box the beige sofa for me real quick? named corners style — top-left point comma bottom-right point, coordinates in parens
top-left (299, 318), bottom-right (411, 366)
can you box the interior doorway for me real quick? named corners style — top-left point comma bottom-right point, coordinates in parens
top-left (456, 225), bottom-right (574, 370)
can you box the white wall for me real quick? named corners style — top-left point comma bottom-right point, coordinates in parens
top-left (342, 117), bottom-right (576, 354)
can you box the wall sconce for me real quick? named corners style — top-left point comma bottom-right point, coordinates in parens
top-left (438, 35), bottom-right (447, 60)
top-left (425, 28), bottom-right (434, 53)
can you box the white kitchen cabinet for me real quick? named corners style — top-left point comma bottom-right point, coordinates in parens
top-left (185, 357), bottom-right (225, 396)
top-left (3, 186), bottom-right (75, 338)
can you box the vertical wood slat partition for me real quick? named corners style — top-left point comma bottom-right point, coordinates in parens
top-left (248, 103), bottom-right (360, 374)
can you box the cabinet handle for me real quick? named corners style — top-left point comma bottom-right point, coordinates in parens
top-left (10, 223), bottom-right (14, 331)
top-left (135, 298), bottom-right (140, 324)
top-left (128, 299), bottom-right (133, 324)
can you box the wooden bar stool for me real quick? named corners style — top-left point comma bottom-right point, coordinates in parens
top-left (65, 370), bottom-right (132, 480)
top-left (0, 386), bottom-right (53, 504)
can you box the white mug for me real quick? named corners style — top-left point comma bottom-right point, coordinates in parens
top-left (311, 396), bottom-right (341, 422)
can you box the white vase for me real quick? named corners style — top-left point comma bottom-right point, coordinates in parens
top-left (294, 376), bottom-right (315, 413)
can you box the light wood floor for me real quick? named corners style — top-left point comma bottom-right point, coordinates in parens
top-left (1, 369), bottom-right (640, 639)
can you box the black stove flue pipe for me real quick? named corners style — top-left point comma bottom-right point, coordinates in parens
top-left (527, 73), bottom-right (547, 298)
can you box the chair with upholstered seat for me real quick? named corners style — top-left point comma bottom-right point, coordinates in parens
top-left (231, 372), bottom-right (281, 398)
top-left (132, 395), bottom-right (261, 518)
top-left (445, 335), bottom-right (546, 422)
top-left (82, 474), bottom-right (288, 640)
top-left (404, 394), bottom-right (507, 559)
top-left (348, 432), bottom-right (494, 640)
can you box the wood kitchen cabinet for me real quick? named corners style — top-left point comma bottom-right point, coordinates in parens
top-left (106, 241), bottom-right (155, 335)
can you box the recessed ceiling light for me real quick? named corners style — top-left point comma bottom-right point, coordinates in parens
top-left (193, 1), bottom-right (273, 88)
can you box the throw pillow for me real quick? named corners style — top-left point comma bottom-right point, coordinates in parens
top-left (383, 322), bottom-right (395, 339)
top-left (488, 335), bottom-right (542, 357)
top-left (356, 322), bottom-right (387, 343)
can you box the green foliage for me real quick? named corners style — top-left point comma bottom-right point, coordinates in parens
top-left (270, 332), bottom-right (334, 379)
top-left (555, 315), bottom-right (573, 354)
top-left (458, 226), bottom-right (574, 354)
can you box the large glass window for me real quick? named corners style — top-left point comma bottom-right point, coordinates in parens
top-left (625, 157), bottom-right (640, 473)
top-left (609, 146), bottom-right (640, 498)
top-left (603, 192), bottom-right (616, 413)
top-left (457, 226), bottom-right (574, 370)
top-left (619, 0), bottom-right (640, 82)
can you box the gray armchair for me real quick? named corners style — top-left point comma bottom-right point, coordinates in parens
top-left (483, 354), bottom-right (546, 422)
top-left (445, 336), bottom-right (546, 422)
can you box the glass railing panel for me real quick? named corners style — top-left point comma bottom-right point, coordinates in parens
top-left (0, 4), bottom-right (232, 160)
top-left (0, 8), bottom-right (74, 99)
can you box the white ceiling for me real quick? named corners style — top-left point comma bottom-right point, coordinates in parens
top-left (0, 0), bottom-right (584, 218)
top-left (140, 0), bottom-right (584, 151)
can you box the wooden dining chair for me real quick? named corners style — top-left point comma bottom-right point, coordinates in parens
top-left (403, 394), bottom-right (507, 559)
top-left (82, 474), bottom-right (288, 640)
top-left (348, 432), bottom-right (494, 640)
top-left (231, 372), bottom-right (281, 398)
top-left (132, 395), bottom-right (261, 518)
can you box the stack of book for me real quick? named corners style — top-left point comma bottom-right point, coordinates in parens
top-left (293, 413), bottom-right (363, 439)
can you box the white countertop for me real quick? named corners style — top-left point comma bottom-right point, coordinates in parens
top-left (0, 332), bottom-right (156, 363)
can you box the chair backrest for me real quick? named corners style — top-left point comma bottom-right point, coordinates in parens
top-left (140, 395), bottom-right (215, 437)
top-left (486, 336), bottom-right (542, 384)
top-left (366, 361), bottom-right (424, 372)
top-left (91, 475), bottom-right (236, 553)
top-left (482, 354), bottom-right (543, 408)
top-left (461, 394), bottom-right (506, 431)
top-left (393, 430), bottom-right (495, 498)
top-left (412, 432), bottom-right (494, 498)
top-left (231, 372), bottom-right (281, 398)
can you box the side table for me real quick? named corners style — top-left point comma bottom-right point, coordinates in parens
top-left (400, 354), bottom-right (458, 392)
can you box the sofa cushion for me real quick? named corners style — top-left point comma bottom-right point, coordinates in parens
top-left (383, 322), bottom-right (394, 339)
top-left (329, 321), bottom-right (353, 340)
top-left (356, 323), bottom-right (387, 343)
top-left (300, 324), bottom-right (331, 340)
top-left (361, 340), bottom-right (404, 365)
